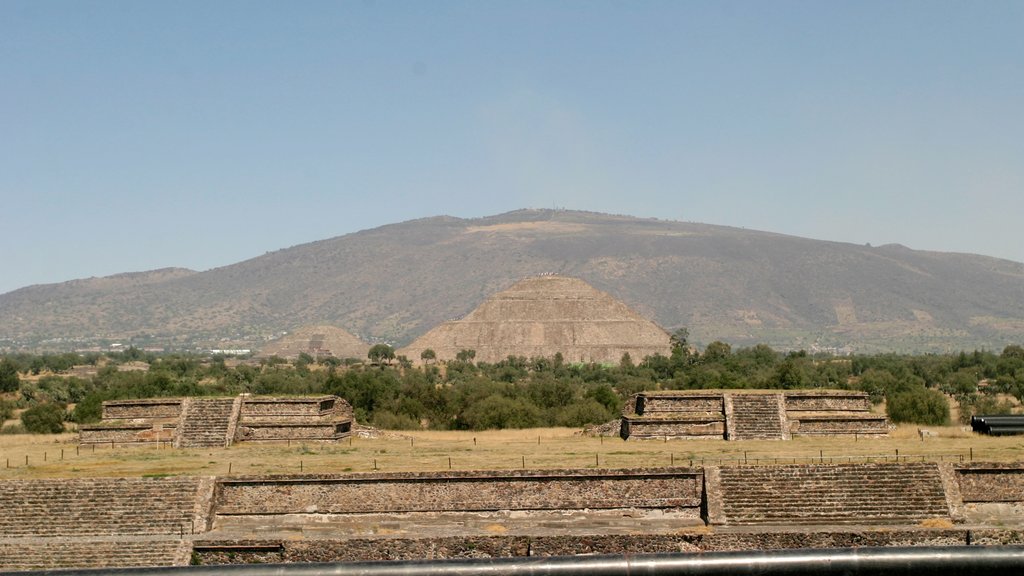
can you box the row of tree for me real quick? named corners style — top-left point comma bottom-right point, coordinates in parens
top-left (2, 341), bottom-right (1023, 432)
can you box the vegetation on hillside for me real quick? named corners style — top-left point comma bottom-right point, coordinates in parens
top-left (3, 342), bottom-right (1023, 433)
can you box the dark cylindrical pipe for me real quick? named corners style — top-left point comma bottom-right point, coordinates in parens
top-left (8, 547), bottom-right (1024, 576)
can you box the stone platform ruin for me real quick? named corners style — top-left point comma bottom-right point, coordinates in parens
top-left (3, 462), bottom-right (1024, 571)
top-left (78, 395), bottom-right (353, 448)
top-left (620, 390), bottom-right (888, 441)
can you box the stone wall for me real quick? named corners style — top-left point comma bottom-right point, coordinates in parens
top-left (784, 392), bottom-right (871, 412)
top-left (636, 393), bottom-right (723, 414)
top-left (214, 468), bottom-right (703, 516)
top-left (240, 396), bottom-right (338, 417)
top-left (79, 423), bottom-right (176, 444)
top-left (192, 529), bottom-right (1008, 565)
top-left (956, 464), bottom-right (1024, 502)
top-left (620, 417), bottom-right (725, 439)
top-left (787, 415), bottom-right (889, 435)
top-left (102, 399), bottom-right (183, 420)
top-left (236, 421), bottom-right (351, 442)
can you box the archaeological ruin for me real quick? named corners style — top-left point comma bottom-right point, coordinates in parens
top-left (258, 325), bottom-right (370, 360)
top-left (2, 462), bottom-right (1024, 570)
top-left (398, 275), bottom-right (672, 365)
top-left (78, 395), bottom-right (353, 448)
top-left (620, 390), bottom-right (888, 440)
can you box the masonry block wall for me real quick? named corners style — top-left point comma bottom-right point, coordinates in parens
top-left (214, 468), bottom-right (704, 517)
top-left (235, 395), bottom-right (353, 442)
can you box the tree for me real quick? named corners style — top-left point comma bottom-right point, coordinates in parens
top-left (0, 359), bottom-right (19, 393)
top-left (21, 403), bottom-right (67, 434)
top-left (886, 388), bottom-right (949, 425)
top-left (670, 327), bottom-right (690, 351)
top-left (367, 344), bottom-right (395, 366)
top-left (455, 349), bottom-right (476, 363)
top-left (420, 349), bottom-right (437, 364)
top-left (703, 341), bottom-right (732, 362)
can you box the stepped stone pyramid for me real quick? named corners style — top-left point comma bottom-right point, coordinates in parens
top-left (259, 325), bottom-right (370, 360)
top-left (398, 275), bottom-right (672, 364)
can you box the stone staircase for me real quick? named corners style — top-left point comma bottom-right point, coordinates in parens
top-left (0, 477), bottom-right (202, 537)
top-left (0, 477), bottom-right (204, 571)
top-left (716, 462), bottom-right (951, 525)
top-left (176, 398), bottom-right (237, 448)
top-left (0, 540), bottom-right (191, 571)
top-left (729, 394), bottom-right (785, 440)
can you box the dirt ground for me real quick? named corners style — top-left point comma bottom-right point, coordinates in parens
top-left (0, 423), bottom-right (1020, 480)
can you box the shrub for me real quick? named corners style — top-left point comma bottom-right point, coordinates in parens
top-left (886, 388), bottom-right (950, 425)
top-left (459, 394), bottom-right (541, 430)
top-left (371, 410), bottom-right (421, 430)
top-left (20, 403), bottom-right (67, 434)
top-left (555, 399), bottom-right (613, 427)
top-left (0, 398), bottom-right (13, 421)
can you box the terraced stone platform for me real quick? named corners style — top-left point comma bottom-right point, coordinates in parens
top-left (622, 390), bottom-right (887, 441)
top-left (4, 463), bottom-right (1024, 571)
top-left (79, 395), bottom-right (353, 447)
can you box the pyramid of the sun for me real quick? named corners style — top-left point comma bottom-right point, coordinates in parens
top-left (259, 325), bottom-right (370, 360)
top-left (399, 276), bottom-right (672, 364)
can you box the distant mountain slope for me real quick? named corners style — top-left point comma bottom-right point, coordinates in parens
top-left (2, 209), bottom-right (1023, 353)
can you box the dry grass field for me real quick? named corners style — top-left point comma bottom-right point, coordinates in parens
top-left (1, 424), bottom-right (1021, 480)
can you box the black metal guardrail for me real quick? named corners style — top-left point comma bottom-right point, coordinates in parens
top-left (6, 546), bottom-right (1024, 576)
top-left (972, 414), bottom-right (1024, 435)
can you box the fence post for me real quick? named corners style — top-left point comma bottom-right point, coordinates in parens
top-left (522, 456), bottom-right (525, 469)
top-left (448, 457), bottom-right (452, 470)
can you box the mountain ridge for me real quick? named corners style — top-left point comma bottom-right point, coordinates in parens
top-left (2, 209), bottom-right (1023, 353)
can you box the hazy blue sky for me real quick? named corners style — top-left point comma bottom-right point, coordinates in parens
top-left (2, 1), bottom-right (1022, 295)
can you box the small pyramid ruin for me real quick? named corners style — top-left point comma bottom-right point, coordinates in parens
top-left (398, 275), bottom-right (671, 364)
top-left (259, 325), bottom-right (370, 360)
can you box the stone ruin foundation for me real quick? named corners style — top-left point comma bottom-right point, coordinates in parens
top-left (620, 390), bottom-right (888, 441)
top-left (78, 395), bottom-right (353, 448)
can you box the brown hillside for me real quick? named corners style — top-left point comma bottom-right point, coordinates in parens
top-left (258, 325), bottom-right (370, 360)
top-left (2, 209), bottom-right (1024, 353)
top-left (397, 276), bottom-right (671, 364)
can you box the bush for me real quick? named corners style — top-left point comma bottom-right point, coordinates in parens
top-left (71, 393), bottom-right (105, 424)
top-left (0, 398), bottom-right (13, 421)
top-left (459, 394), bottom-right (541, 430)
top-left (20, 403), bottom-right (67, 434)
top-left (886, 388), bottom-right (950, 425)
top-left (371, 410), bottom-right (421, 430)
top-left (555, 399), bottom-right (613, 427)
